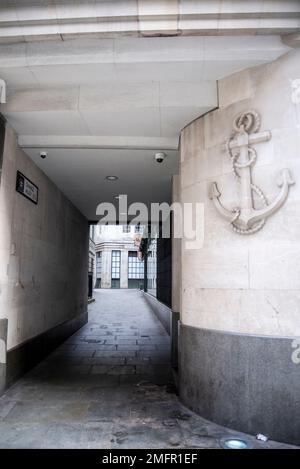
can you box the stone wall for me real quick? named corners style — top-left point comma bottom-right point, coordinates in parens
top-left (179, 48), bottom-right (300, 444)
top-left (171, 175), bottom-right (181, 370)
top-left (171, 175), bottom-right (181, 315)
top-left (0, 123), bottom-right (89, 385)
top-left (120, 250), bottom-right (129, 289)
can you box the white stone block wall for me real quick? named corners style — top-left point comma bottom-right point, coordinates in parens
top-left (120, 250), bottom-right (129, 289)
top-left (0, 125), bottom-right (89, 350)
top-left (100, 249), bottom-right (112, 289)
top-left (180, 48), bottom-right (300, 337)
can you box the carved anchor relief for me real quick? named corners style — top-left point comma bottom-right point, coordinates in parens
top-left (209, 110), bottom-right (295, 234)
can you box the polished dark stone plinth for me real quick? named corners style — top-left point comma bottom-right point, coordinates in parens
top-left (0, 319), bottom-right (8, 394)
top-left (179, 324), bottom-right (300, 445)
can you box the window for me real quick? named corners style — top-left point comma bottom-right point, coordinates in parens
top-left (128, 251), bottom-right (144, 289)
top-left (123, 225), bottom-right (131, 233)
top-left (90, 225), bottom-right (95, 241)
top-left (128, 251), bottom-right (144, 279)
top-left (88, 254), bottom-right (94, 274)
top-left (111, 250), bottom-right (121, 288)
top-left (111, 250), bottom-right (120, 278)
top-left (147, 238), bottom-right (157, 296)
top-left (134, 225), bottom-right (143, 234)
top-left (111, 251), bottom-right (121, 278)
top-left (96, 251), bottom-right (102, 288)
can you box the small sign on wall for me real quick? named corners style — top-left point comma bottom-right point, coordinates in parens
top-left (16, 171), bottom-right (38, 205)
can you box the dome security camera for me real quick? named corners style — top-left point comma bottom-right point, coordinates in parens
top-left (40, 151), bottom-right (47, 159)
top-left (155, 152), bottom-right (166, 163)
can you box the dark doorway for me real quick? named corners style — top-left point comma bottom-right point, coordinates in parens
top-left (88, 273), bottom-right (93, 298)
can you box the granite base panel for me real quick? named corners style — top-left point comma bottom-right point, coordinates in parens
top-left (171, 311), bottom-right (180, 370)
top-left (179, 323), bottom-right (300, 445)
top-left (0, 319), bottom-right (8, 394)
top-left (6, 311), bottom-right (88, 388)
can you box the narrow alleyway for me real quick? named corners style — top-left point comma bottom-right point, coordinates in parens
top-left (0, 291), bottom-right (295, 449)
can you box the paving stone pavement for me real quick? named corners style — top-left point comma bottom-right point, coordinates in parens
top-left (0, 290), bottom-right (297, 449)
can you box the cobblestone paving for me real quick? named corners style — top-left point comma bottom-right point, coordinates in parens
top-left (0, 290), bottom-right (297, 449)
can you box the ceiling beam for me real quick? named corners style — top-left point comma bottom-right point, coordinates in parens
top-left (18, 135), bottom-right (179, 151)
top-left (0, 0), bottom-right (299, 43)
top-left (0, 36), bottom-right (289, 70)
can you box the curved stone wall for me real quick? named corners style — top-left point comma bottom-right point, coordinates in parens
top-left (179, 48), bottom-right (300, 444)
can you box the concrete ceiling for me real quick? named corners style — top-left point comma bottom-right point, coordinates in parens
top-left (24, 147), bottom-right (178, 221)
top-left (0, 34), bottom-right (291, 220)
